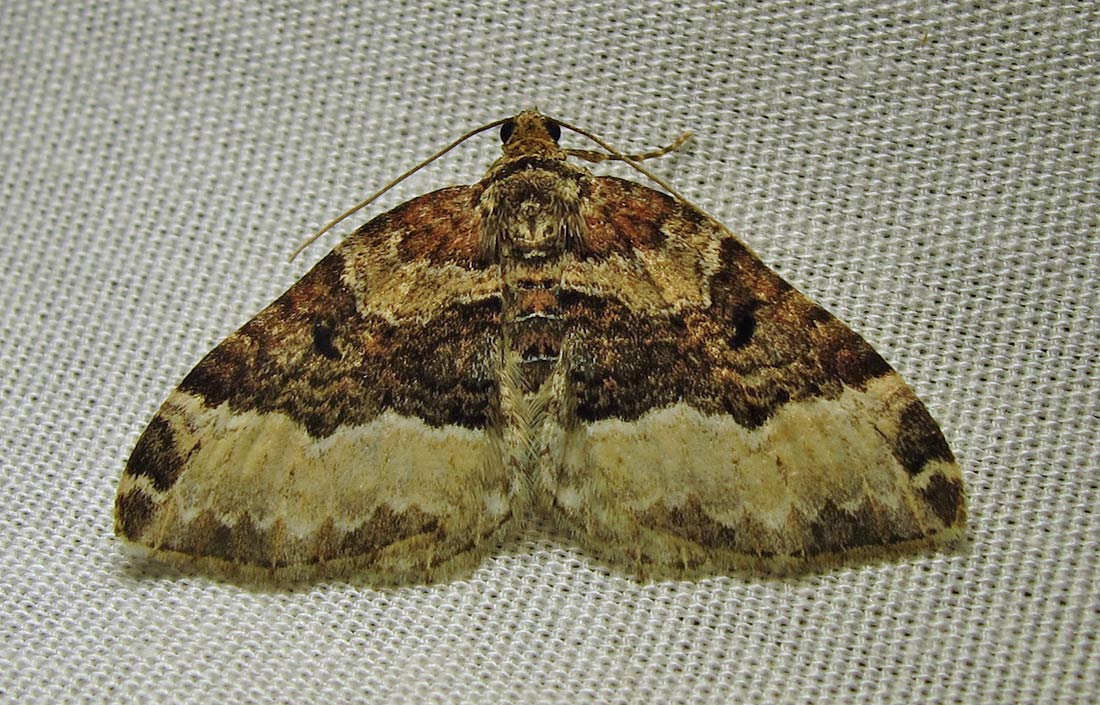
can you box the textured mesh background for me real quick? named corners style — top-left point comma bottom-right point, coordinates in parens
top-left (1, 2), bottom-right (1097, 703)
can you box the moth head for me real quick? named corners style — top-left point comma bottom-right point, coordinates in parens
top-left (499, 111), bottom-right (564, 157)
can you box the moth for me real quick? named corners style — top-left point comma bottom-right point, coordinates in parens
top-left (115, 111), bottom-right (966, 583)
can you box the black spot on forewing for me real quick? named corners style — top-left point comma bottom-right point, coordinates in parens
top-left (727, 308), bottom-right (757, 349)
top-left (312, 323), bottom-right (341, 360)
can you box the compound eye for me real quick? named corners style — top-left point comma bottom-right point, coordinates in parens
top-left (500, 120), bottom-right (515, 143)
top-left (545, 119), bottom-right (561, 141)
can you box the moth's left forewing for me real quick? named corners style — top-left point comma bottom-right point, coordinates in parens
top-left (549, 177), bottom-right (965, 576)
top-left (116, 186), bottom-right (514, 584)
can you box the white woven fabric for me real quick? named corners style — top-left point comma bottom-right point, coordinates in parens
top-left (1, 2), bottom-right (1096, 703)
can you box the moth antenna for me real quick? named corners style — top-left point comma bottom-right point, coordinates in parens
top-left (552, 117), bottom-right (692, 204)
top-left (290, 116), bottom-right (512, 261)
top-left (566, 131), bottom-right (692, 165)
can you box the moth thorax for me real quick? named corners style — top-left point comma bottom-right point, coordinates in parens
top-left (482, 169), bottom-right (584, 258)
